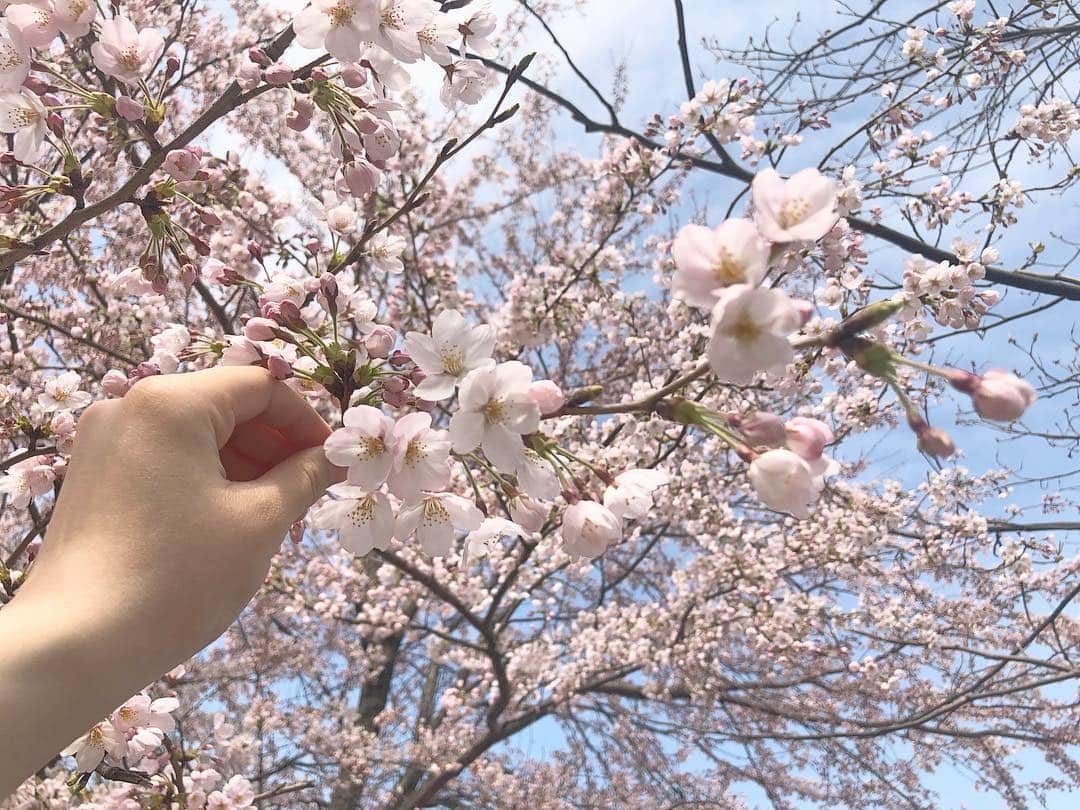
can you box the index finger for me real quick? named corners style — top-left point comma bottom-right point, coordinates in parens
top-left (172, 366), bottom-right (332, 450)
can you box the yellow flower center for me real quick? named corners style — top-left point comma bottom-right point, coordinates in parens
top-left (731, 315), bottom-right (760, 343)
top-left (348, 496), bottom-right (375, 527)
top-left (356, 435), bottom-right (385, 460)
top-left (482, 398), bottom-right (506, 425)
top-left (329, 1), bottom-right (355, 26)
top-left (421, 498), bottom-right (449, 526)
top-left (777, 198), bottom-right (810, 229)
top-left (404, 439), bottom-right (425, 468)
top-left (712, 247), bottom-right (745, 284)
top-left (440, 346), bottom-right (464, 375)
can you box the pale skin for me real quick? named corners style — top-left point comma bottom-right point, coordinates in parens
top-left (0, 367), bottom-right (345, 795)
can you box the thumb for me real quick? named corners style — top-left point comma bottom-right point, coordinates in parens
top-left (238, 445), bottom-right (346, 536)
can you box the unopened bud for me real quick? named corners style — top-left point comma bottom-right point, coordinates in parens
top-left (267, 355), bottom-right (293, 380)
top-left (248, 47), bottom-right (272, 66)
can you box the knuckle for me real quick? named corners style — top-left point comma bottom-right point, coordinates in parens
top-left (121, 376), bottom-right (180, 415)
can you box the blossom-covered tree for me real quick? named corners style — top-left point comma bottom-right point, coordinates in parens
top-left (1, 0), bottom-right (1078, 806)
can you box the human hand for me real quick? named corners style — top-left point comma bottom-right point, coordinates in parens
top-left (0, 366), bottom-right (343, 793)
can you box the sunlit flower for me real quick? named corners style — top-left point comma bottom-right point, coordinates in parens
top-left (395, 491), bottom-right (483, 556)
top-left (404, 309), bottom-right (495, 400)
top-left (449, 361), bottom-right (541, 474)
top-left (90, 16), bottom-right (165, 84)
top-left (752, 168), bottom-right (839, 243)
top-left (706, 285), bottom-right (804, 384)
top-left (672, 218), bottom-right (770, 309)
top-left (309, 483), bottom-right (395, 556)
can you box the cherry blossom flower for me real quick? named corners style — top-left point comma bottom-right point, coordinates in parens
top-left (449, 361), bottom-right (541, 474)
top-left (38, 370), bottom-right (91, 411)
top-left (362, 121), bottom-right (401, 160)
top-left (395, 492), bottom-right (483, 556)
top-left (465, 516), bottom-right (523, 560)
top-left (403, 309), bottom-right (495, 400)
top-left (368, 232), bottom-right (406, 274)
top-left (371, 0), bottom-right (432, 63)
top-left (0, 88), bottom-right (47, 162)
top-left (751, 168), bottom-right (839, 243)
top-left (970, 370), bottom-right (1036, 421)
top-left (293, 0), bottom-right (376, 63)
top-left (5, 1), bottom-right (58, 48)
top-left (309, 483), bottom-right (394, 556)
top-left (417, 13), bottom-right (458, 65)
top-left (61, 720), bottom-right (128, 773)
top-left (387, 412), bottom-right (450, 501)
top-left (672, 218), bottom-right (770, 309)
top-left (90, 16), bottom-right (165, 84)
top-left (457, 7), bottom-right (497, 57)
top-left (706, 285), bottom-right (804, 384)
top-left (561, 500), bottom-right (622, 558)
top-left (509, 494), bottom-right (550, 532)
top-left (440, 59), bottom-right (494, 107)
top-left (53, 0), bottom-right (96, 38)
top-left (603, 468), bottom-right (670, 520)
top-left (207, 775), bottom-right (257, 810)
top-left (163, 147), bottom-right (201, 181)
top-left (112, 694), bottom-right (179, 734)
top-left (0, 20), bottom-right (30, 91)
top-left (0, 457), bottom-right (55, 507)
top-left (747, 448), bottom-right (823, 519)
top-left (516, 448), bottom-right (561, 501)
top-left (324, 404), bottom-right (396, 489)
top-left (311, 190), bottom-right (357, 234)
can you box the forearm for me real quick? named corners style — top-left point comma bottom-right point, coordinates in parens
top-left (0, 586), bottom-right (146, 795)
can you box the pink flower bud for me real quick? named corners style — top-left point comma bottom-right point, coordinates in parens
top-left (264, 63), bottom-right (294, 86)
top-left (732, 411), bottom-right (786, 447)
top-left (341, 63), bottom-right (367, 87)
top-left (101, 369), bottom-right (130, 397)
top-left (916, 426), bottom-right (955, 458)
top-left (247, 47), bottom-right (272, 66)
top-left (510, 495), bottom-right (549, 532)
top-left (247, 241), bottom-right (264, 261)
top-left (198, 208), bottom-right (222, 227)
top-left (277, 300), bottom-right (304, 329)
top-left (166, 56), bottom-right (181, 77)
top-left (320, 272), bottom-right (339, 301)
top-left (784, 417), bottom-right (834, 461)
top-left (286, 111), bottom-right (311, 132)
top-left (389, 350), bottom-right (411, 368)
top-left (293, 96), bottom-right (315, 118)
top-left (364, 325), bottom-right (396, 359)
top-left (267, 355), bottom-right (293, 380)
top-left (409, 366), bottom-right (427, 385)
top-left (382, 375), bottom-right (407, 394)
top-left (971, 370), bottom-right (1036, 421)
top-left (288, 519), bottom-right (305, 544)
top-left (163, 147), bottom-right (200, 181)
top-left (180, 263), bottom-right (197, 288)
top-left (237, 61), bottom-right (262, 90)
top-left (343, 159), bottom-right (381, 199)
top-left (528, 380), bottom-right (565, 415)
top-left (310, 67), bottom-right (329, 81)
top-left (243, 316), bottom-right (279, 341)
top-left (382, 387), bottom-right (408, 408)
top-left (41, 93), bottom-right (61, 108)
